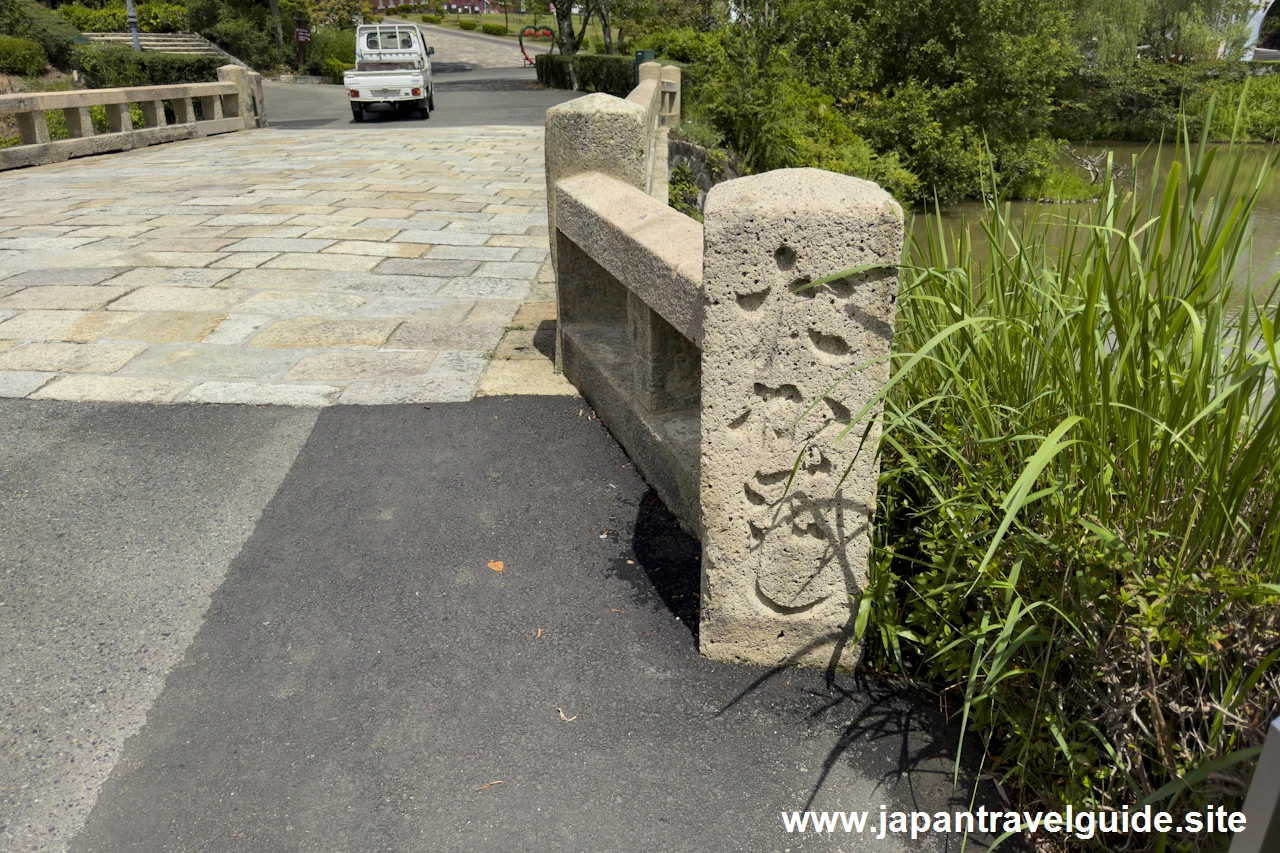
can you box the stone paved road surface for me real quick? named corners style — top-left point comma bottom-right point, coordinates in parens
top-left (0, 127), bottom-right (574, 405)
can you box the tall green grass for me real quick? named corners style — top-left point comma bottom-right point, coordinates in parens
top-left (835, 99), bottom-right (1280, 850)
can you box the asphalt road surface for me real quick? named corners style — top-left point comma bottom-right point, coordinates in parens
top-left (264, 70), bottom-right (580, 130)
top-left (2, 398), bottom-right (995, 853)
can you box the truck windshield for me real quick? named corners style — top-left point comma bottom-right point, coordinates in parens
top-left (365, 29), bottom-right (416, 50)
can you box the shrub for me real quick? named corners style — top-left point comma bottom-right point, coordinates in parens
top-left (535, 53), bottom-right (634, 97)
top-left (534, 52), bottom-right (570, 89)
top-left (367, 14), bottom-right (383, 22)
top-left (137, 3), bottom-right (187, 34)
top-left (321, 56), bottom-right (352, 84)
top-left (71, 44), bottom-right (221, 86)
top-left (571, 53), bottom-right (632, 96)
top-left (303, 27), bottom-right (355, 75)
top-left (457, 19), bottom-right (477, 30)
top-left (480, 22), bottom-right (505, 36)
top-left (421, 13), bottom-right (440, 23)
top-left (0, 33), bottom-right (46, 76)
top-left (57, 5), bottom-right (126, 33)
top-left (207, 17), bottom-right (279, 69)
top-left (848, 122), bottom-right (1280, 840)
top-left (5, 0), bottom-right (81, 65)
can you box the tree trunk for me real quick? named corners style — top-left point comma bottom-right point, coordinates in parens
top-left (599, 0), bottom-right (613, 54)
top-left (554, 1), bottom-right (576, 55)
top-left (268, 0), bottom-right (284, 54)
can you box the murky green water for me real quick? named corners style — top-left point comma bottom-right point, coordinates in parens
top-left (916, 142), bottom-right (1280, 297)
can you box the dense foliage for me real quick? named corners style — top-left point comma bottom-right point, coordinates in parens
top-left (0, 0), bottom-right (80, 65)
top-left (70, 42), bottom-right (221, 85)
top-left (535, 52), bottom-right (633, 96)
top-left (0, 32), bottom-right (45, 75)
top-left (57, 3), bottom-right (189, 33)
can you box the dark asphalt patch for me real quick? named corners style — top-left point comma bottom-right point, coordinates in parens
top-left (72, 397), bottom-right (991, 852)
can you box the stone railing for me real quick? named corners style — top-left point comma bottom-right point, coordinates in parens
top-left (622, 61), bottom-right (681, 202)
top-left (0, 65), bottom-right (266, 171)
top-left (545, 68), bottom-right (904, 671)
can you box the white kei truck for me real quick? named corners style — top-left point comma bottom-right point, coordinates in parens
top-left (344, 24), bottom-right (435, 121)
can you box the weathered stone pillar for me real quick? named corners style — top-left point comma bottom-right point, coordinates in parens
top-left (217, 65), bottom-right (249, 126)
top-left (171, 97), bottom-right (196, 126)
top-left (627, 290), bottom-right (699, 413)
top-left (15, 110), bottom-right (50, 145)
top-left (63, 107), bottom-right (94, 138)
top-left (659, 65), bottom-right (680, 127)
top-left (199, 95), bottom-right (223, 121)
top-left (699, 168), bottom-right (903, 670)
top-left (248, 70), bottom-right (268, 127)
top-left (139, 99), bottom-right (167, 128)
top-left (544, 93), bottom-right (647, 369)
top-left (104, 103), bottom-right (132, 133)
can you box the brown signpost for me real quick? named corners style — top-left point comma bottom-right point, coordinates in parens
top-left (293, 18), bottom-right (310, 71)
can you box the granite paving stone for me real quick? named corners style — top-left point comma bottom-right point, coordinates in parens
top-left (374, 258), bottom-right (481, 278)
top-left (0, 268), bottom-right (125, 288)
top-left (119, 345), bottom-right (301, 378)
top-left (183, 381), bottom-right (340, 406)
top-left (0, 286), bottom-right (137, 311)
top-left (385, 322), bottom-right (503, 352)
top-left (0, 369), bottom-right (54, 397)
top-left (219, 269), bottom-right (330, 291)
top-left (31, 374), bottom-right (191, 403)
top-left (263, 253), bottom-right (381, 272)
top-left (284, 351), bottom-right (439, 381)
top-left (108, 286), bottom-right (247, 312)
top-left (322, 240), bottom-right (426, 258)
top-left (202, 314), bottom-right (273, 345)
top-left (250, 318), bottom-right (400, 349)
top-left (0, 310), bottom-right (142, 342)
top-left (104, 312), bottom-right (227, 344)
top-left (0, 127), bottom-right (563, 404)
top-left (0, 342), bottom-right (146, 373)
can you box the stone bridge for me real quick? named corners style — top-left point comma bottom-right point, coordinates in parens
top-left (0, 66), bottom-right (572, 405)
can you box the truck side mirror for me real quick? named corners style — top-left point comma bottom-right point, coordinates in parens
top-left (427, 46), bottom-right (435, 55)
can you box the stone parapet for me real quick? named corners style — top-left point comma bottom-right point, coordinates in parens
top-left (545, 74), bottom-right (903, 672)
top-left (0, 65), bottom-right (266, 171)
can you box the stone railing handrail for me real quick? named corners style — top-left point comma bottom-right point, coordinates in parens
top-left (0, 65), bottom-right (266, 172)
top-left (0, 81), bottom-right (235, 112)
top-left (546, 64), bottom-right (904, 672)
top-left (555, 172), bottom-right (703, 345)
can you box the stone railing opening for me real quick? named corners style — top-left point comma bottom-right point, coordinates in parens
top-left (0, 65), bottom-right (266, 171)
top-left (546, 63), bottom-right (904, 671)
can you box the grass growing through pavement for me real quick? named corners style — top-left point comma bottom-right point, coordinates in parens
top-left (829, 98), bottom-right (1280, 849)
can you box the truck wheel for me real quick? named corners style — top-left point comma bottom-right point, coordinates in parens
top-left (418, 98), bottom-right (430, 119)
top-left (428, 91), bottom-right (435, 111)
top-left (352, 106), bottom-right (364, 123)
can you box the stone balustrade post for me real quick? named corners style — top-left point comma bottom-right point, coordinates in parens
top-left (659, 65), bottom-right (680, 127)
top-left (140, 99), bottom-right (167, 128)
top-left (698, 168), bottom-right (903, 670)
top-left (171, 97), bottom-right (196, 125)
top-left (217, 65), bottom-right (249, 125)
top-left (15, 111), bottom-right (50, 145)
top-left (544, 93), bottom-right (648, 370)
top-left (64, 107), bottom-right (94, 138)
top-left (105, 103), bottom-right (132, 133)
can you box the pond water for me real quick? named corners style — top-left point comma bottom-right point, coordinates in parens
top-left (916, 142), bottom-right (1280, 298)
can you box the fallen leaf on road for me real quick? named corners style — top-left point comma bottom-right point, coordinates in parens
top-left (558, 708), bottom-right (577, 722)
top-left (610, 608), bottom-right (624, 614)
top-left (488, 560), bottom-right (504, 573)
top-left (536, 628), bottom-right (543, 639)
top-left (626, 560), bottom-right (634, 565)
top-left (476, 780), bottom-right (505, 791)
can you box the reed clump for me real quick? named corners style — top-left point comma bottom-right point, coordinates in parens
top-left (840, 100), bottom-right (1280, 850)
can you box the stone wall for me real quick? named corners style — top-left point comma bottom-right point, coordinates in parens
top-left (666, 138), bottom-right (743, 216)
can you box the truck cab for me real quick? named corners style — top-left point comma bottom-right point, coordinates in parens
top-left (344, 24), bottom-right (435, 121)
